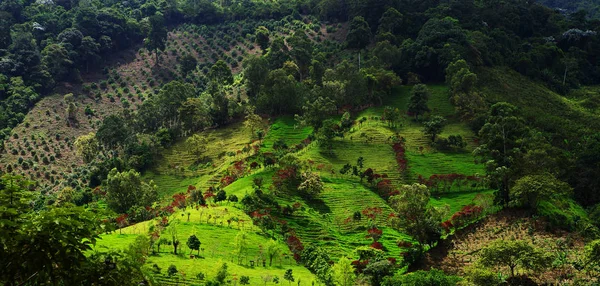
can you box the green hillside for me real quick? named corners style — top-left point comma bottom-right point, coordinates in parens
top-left (2, 0), bottom-right (600, 285)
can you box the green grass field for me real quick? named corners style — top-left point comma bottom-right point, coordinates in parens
top-left (261, 117), bottom-right (313, 152)
top-left (95, 206), bottom-right (317, 285)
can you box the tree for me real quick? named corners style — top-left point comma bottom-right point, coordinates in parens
top-left (423, 116), bottom-right (447, 142)
top-left (445, 59), bottom-right (485, 119)
top-left (42, 43), bottom-right (73, 82)
top-left (383, 106), bottom-right (401, 128)
top-left (187, 234), bottom-right (201, 255)
top-left (74, 133), bottom-right (99, 163)
top-left (284, 269), bottom-right (294, 285)
top-left (105, 168), bottom-right (158, 214)
top-left (474, 102), bottom-right (528, 205)
top-left (255, 26), bottom-right (270, 52)
top-left (332, 257), bottom-right (355, 286)
top-left (298, 172), bottom-right (324, 198)
top-left (208, 60), bottom-right (233, 85)
top-left (179, 97), bottom-right (212, 133)
top-left (216, 263), bottom-right (228, 284)
top-left (378, 8), bottom-right (403, 37)
top-left (244, 106), bottom-right (263, 135)
top-left (243, 55), bottom-right (269, 100)
top-left (510, 174), bottom-right (572, 211)
top-left (168, 264), bottom-right (178, 276)
top-left (157, 237), bottom-right (169, 253)
top-left (156, 80), bottom-right (196, 128)
top-left (287, 31), bottom-right (313, 79)
top-left (0, 175), bottom-right (147, 285)
top-left (266, 239), bottom-right (282, 266)
top-left (389, 184), bottom-right (444, 254)
top-left (179, 53), bottom-right (198, 76)
top-left (317, 119), bottom-right (339, 150)
top-left (67, 102), bottom-right (77, 121)
top-left (186, 134), bottom-right (208, 159)
top-left (408, 84), bottom-right (431, 120)
top-left (215, 190), bottom-right (227, 202)
top-left (265, 37), bottom-right (290, 70)
top-left (167, 221), bottom-right (180, 255)
top-left (79, 36), bottom-right (100, 72)
top-left (233, 231), bottom-right (249, 264)
top-left (97, 115), bottom-right (131, 150)
top-left (146, 13), bottom-right (168, 64)
top-left (240, 275), bottom-right (250, 285)
top-left (478, 239), bottom-right (550, 277)
top-left (347, 16), bottom-right (372, 49)
top-left (295, 96), bottom-right (337, 130)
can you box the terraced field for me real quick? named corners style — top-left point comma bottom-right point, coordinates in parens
top-left (93, 84), bottom-right (495, 284)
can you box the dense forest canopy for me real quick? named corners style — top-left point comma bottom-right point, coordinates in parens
top-left (2, 0), bottom-right (600, 285)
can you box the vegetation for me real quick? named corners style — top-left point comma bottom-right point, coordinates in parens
top-left (1, 0), bottom-right (600, 284)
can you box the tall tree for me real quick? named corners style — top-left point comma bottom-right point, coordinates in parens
top-left (233, 231), bottom-right (249, 264)
top-left (179, 97), bottom-right (211, 133)
top-left (347, 16), bottom-right (372, 49)
top-left (208, 60), bottom-right (233, 85)
top-left (105, 168), bottom-right (158, 213)
top-left (266, 240), bottom-right (282, 267)
top-left (474, 102), bottom-right (528, 205)
top-left (408, 84), bottom-right (431, 120)
top-left (97, 114), bottom-right (131, 150)
top-left (145, 13), bottom-right (168, 64)
top-left (255, 26), bottom-right (270, 53)
top-left (389, 184), bottom-right (444, 255)
top-left (295, 96), bottom-right (337, 130)
top-left (74, 132), bottom-right (99, 163)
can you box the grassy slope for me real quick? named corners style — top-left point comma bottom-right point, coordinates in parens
top-left (95, 85), bottom-right (491, 283)
top-left (95, 206), bottom-right (317, 285)
top-left (478, 67), bottom-right (600, 142)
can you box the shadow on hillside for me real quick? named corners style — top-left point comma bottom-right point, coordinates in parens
top-left (305, 197), bottom-right (331, 214)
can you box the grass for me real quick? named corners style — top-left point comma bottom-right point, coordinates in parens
top-left (430, 189), bottom-right (495, 216)
top-left (405, 151), bottom-right (485, 180)
top-left (261, 116), bottom-right (313, 152)
top-left (95, 206), bottom-right (318, 285)
top-left (478, 67), bottom-right (600, 142)
top-left (97, 83), bottom-right (493, 283)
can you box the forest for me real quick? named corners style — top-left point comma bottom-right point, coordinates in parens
top-left (1, 0), bottom-right (600, 285)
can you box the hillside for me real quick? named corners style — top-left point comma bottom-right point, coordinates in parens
top-left (2, 0), bottom-right (600, 285)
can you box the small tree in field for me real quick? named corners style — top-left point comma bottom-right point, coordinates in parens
top-left (423, 116), bottom-right (446, 142)
top-left (187, 234), bottom-right (201, 255)
top-left (186, 134), bottom-right (208, 158)
top-left (168, 265), bottom-right (178, 277)
top-left (284, 269), bottom-right (294, 285)
top-left (298, 172), bottom-right (324, 198)
top-left (478, 239), bottom-right (550, 277)
top-left (240, 275), bottom-right (250, 285)
top-left (167, 221), bottom-right (180, 255)
top-left (266, 239), bottom-right (282, 266)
